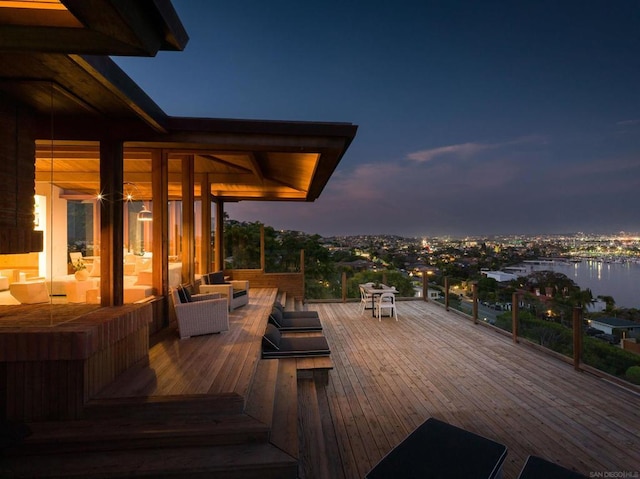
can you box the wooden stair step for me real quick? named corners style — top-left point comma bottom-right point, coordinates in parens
top-left (297, 378), bottom-right (331, 479)
top-left (82, 393), bottom-right (245, 420)
top-left (277, 291), bottom-right (287, 306)
top-left (245, 358), bottom-right (279, 426)
top-left (8, 414), bottom-right (270, 456)
top-left (270, 358), bottom-right (299, 458)
top-left (0, 442), bottom-right (298, 479)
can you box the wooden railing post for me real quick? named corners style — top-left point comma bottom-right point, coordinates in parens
top-left (573, 307), bottom-right (583, 371)
top-left (444, 276), bottom-right (449, 311)
top-left (300, 249), bottom-right (305, 302)
top-left (342, 271), bottom-right (347, 302)
top-left (422, 273), bottom-right (429, 302)
top-left (472, 282), bottom-right (478, 324)
top-left (260, 224), bottom-right (265, 272)
top-left (512, 292), bottom-right (519, 343)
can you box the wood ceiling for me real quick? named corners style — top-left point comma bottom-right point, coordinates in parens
top-left (35, 141), bottom-right (329, 202)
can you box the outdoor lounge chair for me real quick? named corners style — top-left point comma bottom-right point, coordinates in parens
top-left (269, 306), bottom-right (322, 332)
top-left (366, 417), bottom-right (507, 479)
top-left (517, 455), bottom-right (587, 479)
top-left (273, 301), bottom-right (320, 319)
top-left (261, 324), bottom-right (330, 359)
top-left (170, 287), bottom-right (229, 339)
top-left (198, 271), bottom-right (249, 311)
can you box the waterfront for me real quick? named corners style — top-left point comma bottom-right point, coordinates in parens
top-left (526, 260), bottom-right (640, 309)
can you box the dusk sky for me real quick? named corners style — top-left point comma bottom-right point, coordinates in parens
top-left (113, 1), bottom-right (640, 238)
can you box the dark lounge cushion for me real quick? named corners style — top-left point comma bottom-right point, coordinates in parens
top-left (262, 324), bottom-right (281, 351)
top-left (269, 307), bottom-right (284, 327)
top-left (176, 285), bottom-right (188, 303)
top-left (232, 289), bottom-right (247, 298)
top-left (282, 310), bottom-right (320, 319)
top-left (209, 271), bottom-right (226, 284)
top-left (182, 285), bottom-right (193, 302)
top-left (365, 417), bottom-right (507, 479)
top-left (262, 335), bottom-right (330, 359)
top-left (273, 300), bottom-right (319, 319)
top-left (274, 315), bottom-right (322, 332)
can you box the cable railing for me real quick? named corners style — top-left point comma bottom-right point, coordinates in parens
top-left (431, 279), bottom-right (640, 387)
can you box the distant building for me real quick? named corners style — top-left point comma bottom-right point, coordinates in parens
top-left (414, 288), bottom-right (442, 300)
top-left (482, 271), bottom-right (518, 282)
top-left (587, 317), bottom-right (640, 339)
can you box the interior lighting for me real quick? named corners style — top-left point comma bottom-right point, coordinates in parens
top-left (137, 205), bottom-right (152, 222)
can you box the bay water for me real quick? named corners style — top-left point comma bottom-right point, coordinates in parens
top-left (526, 260), bottom-right (640, 309)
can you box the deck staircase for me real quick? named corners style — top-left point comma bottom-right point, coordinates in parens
top-left (1, 386), bottom-right (298, 478)
top-left (1, 290), bottom-right (333, 479)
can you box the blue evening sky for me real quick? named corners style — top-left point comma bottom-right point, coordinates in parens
top-left (113, 1), bottom-right (640, 237)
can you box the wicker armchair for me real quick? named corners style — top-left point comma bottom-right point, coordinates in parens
top-left (199, 280), bottom-right (249, 311)
top-left (170, 288), bottom-right (229, 339)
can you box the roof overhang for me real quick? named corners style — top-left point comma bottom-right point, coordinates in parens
top-left (35, 118), bottom-right (357, 203)
top-left (0, 0), bottom-right (188, 55)
top-left (1, 0), bottom-right (357, 204)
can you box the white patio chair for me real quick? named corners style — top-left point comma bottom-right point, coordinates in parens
top-left (359, 284), bottom-right (374, 315)
top-left (375, 291), bottom-right (397, 321)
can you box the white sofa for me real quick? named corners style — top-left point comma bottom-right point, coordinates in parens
top-left (9, 280), bottom-right (50, 304)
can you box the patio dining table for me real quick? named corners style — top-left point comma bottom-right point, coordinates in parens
top-left (362, 283), bottom-right (398, 317)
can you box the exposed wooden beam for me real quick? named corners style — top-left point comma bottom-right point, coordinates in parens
top-left (247, 152), bottom-right (265, 183)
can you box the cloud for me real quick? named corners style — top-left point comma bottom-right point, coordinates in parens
top-left (407, 142), bottom-right (492, 163)
top-left (616, 119), bottom-right (640, 126)
top-left (406, 135), bottom-right (547, 164)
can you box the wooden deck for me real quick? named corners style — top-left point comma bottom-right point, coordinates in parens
top-left (93, 292), bottom-right (640, 478)
top-left (6, 291), bottom-right (638, 478)
top-left (96, 287), bottom-right (280, 399)
top-left (308, 300), bottom-right (640, 479)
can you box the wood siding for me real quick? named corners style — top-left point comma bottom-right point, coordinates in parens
top-left (1, 303), bottom-right (151, 421)
top-left (0, 93), bottom-right (43, 254)
top-left (230, 270), bottom-right (304, 301)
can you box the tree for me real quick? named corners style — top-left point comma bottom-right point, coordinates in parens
top-left (599, 295), bottom-right (616, 312)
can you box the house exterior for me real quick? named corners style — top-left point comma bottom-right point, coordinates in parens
top-left (482, 270), bottom-right (519, 282)
top-left (0, 0), bottom-right (357, 309)
top-left (588, 317), bottom-right (640, 339)
top-left (0, 1), bottom-right (356, 423)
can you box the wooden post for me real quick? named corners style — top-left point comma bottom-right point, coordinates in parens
top-left (512, 292), bottom-right (519, 343)
top-left (152, 149), bottom-right (169, 310)
top-left (444, 276), bottom-right (449, 311)
top-left (422, 273), bottom-right (429, 302)
top-left (472, 282), bottom-right (478, 324)
top-left (200, 173), bottom-right (211, 276)
top-left (214, 200), bottom-right (224, 271)
top-left (260, 224), bottom-right (265, 271)
top-left (99, 139), bottom-right (124, 306)
top-left (300, 249), bottom-right (305, 302)
top-left (181, 156), bottom-right (194, 285)
top-left (342, 271), bottom-right (347, 302)
top-left (573, 307), bottom-right (582, 371)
